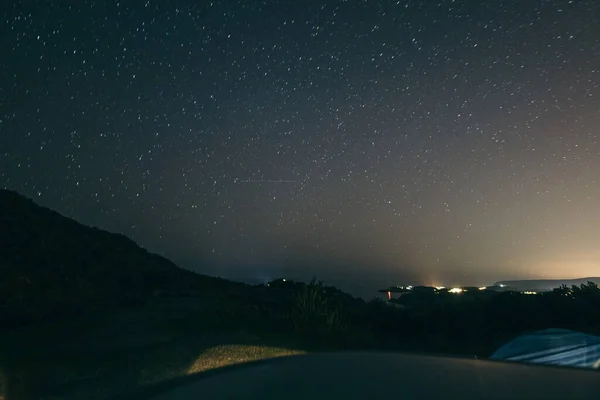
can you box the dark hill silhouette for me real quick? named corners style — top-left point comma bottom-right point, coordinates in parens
top-left (0, 189), bottom-right (243, 329)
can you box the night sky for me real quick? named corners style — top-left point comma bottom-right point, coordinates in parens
top-left (2, 0), bottom-right (599, 298)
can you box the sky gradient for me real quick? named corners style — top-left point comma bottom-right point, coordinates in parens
top-left (2, 0), bottom-right (599, 298)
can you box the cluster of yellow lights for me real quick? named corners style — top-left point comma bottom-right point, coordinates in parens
top-left (389, 285), bottom-right (540, 297)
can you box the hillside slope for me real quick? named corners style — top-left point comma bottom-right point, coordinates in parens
top-left (0, 189), bottom-right (239, 329)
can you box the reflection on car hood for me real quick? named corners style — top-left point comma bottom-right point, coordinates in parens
top-left (490, 328), bottom-right (600, 369)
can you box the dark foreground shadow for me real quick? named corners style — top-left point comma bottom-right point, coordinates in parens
top-left (106, 354), bottom-right (303, 400)
top-left (4, 323), bottom-right (318, 400)
top-left (0, 294), bottom-right (309, 400)
top-left (1, 330), bottom-right (309, 400)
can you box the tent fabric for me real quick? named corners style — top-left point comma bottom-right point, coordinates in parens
top-left (490, 328), bottom-right (600, 369)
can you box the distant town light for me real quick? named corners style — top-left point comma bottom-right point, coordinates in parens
top-left (499, 284), bottom-right (506, 287)
top-left (523, 291), bottom-right (537, 295)
top-left (435, 286), bottom-right (446, 290)
top-left (449, 288), bottom-right (463, 294)
top-left (478, 286), bottom-right (487, 290)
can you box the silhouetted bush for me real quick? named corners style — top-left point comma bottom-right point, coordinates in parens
top-left (288, 277), bottom-right (348, 343)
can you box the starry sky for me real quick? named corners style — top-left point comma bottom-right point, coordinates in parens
top-left (1, 0), bottom-right (599, 299)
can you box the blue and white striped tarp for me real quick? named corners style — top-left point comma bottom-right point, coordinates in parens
top-left (490, 328), bottom-right (600, 369)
